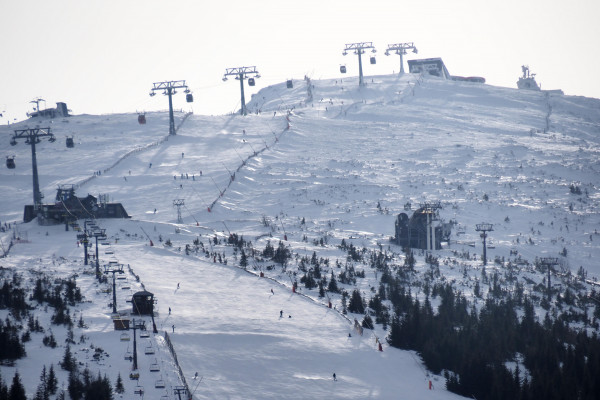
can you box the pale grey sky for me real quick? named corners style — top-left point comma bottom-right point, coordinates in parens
top-left (1, 0), bottom-right (598, 121)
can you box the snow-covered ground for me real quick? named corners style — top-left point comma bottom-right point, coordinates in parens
top-left (1, 73), bottom-right (599, 399)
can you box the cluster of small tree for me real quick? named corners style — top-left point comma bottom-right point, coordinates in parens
top-left (0, 371), bottom-right (26, 400)
top-left (0, 317), bottom-right (26, 362)
top-left (33, 365), bottom-right (58, 400)
top-left (31, 276), bottom-right (82, 307)
top-left (0, 273), bottom-right (29, 318)
top-left (262, 241), bottom-right (291, 266)
top-left (68, 368), bottom-right (113, 400)
top-left (384, 277), bottom-right (600, 399)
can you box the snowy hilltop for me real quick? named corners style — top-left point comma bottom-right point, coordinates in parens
top-left (1, 73), bottom-right (599, 399)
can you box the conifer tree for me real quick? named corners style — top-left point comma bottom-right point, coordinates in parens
top-left (9, 372), bottom-right (26, 400)
top-left (61, 344), bottom-right (75, 372)
top-left (115, 373), bottom-right (124, 394)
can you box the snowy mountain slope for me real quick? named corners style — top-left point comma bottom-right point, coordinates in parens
top-left (1, 73), bottom-right (599, 399)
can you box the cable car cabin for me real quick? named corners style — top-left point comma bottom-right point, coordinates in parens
top-left (6, 157), bottom-right (15, 169)
top-left (248, 78), bottom-right (256, 86)
top-left (66, 137), bottom-right (74, 148)
top-left (286, 80), bottom-right (293, 89)
top-left (340, 65), bottom-right (347, 73)
top-left (370, 56), bottom-right (376, 64)
top-left (138, 114), bottom-right (146, 125)
top-left (186, 93), bottom-right (194, 103)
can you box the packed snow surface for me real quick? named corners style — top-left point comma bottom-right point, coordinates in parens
top-left (1, 73), bottom-right (599, 399)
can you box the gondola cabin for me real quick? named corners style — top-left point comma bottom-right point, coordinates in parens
top-left (340, 65), bottom-right (347, 73)
top-left (248, 77), bottom-right (256, 86)
top-left (138, 114), bottom-right (146, 125)
top-left (186, 93), bottom-right (194, 103)
top-left (370, 56), bottom-right (376, 64)
top-left (66, 136), bottom-right (74, 148)
top-left (286, 80), bottom-right (293, 89)
top-left (6, 156), bottom-right (15, 169)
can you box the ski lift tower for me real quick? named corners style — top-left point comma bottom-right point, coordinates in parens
top-left (420, 202), bottom-right (441, 251)
top-left (342, 42), bottom-right (376, 86)
top-left (104, 263), bottom-right (124, 314)
top-left (29, 98), bottom-right (46, 116)
top-left (222, 66), bottom-right (260, 116)
top-left (540, 257), bottom-right (559, 304)
top-left (149, 80), bottom-right (190, 135)
top-left (385, 42), bottom-right (418, 74)
top-left (173, 199), bottom-right (185, 223)
top-left (475, 223), bottom-right (494, 266)
top-left (10, 127), bottom-right (56, 219)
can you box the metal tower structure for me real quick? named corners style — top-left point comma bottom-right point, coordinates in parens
top-left (420, 202), bottom-right (441, 251)
top-left (29, 98), bottom-right (46, 114)
top-left (149, 80), bottom-right (189, 135)
top-left (222, 66), bottom-right (260, 116)
top-left (104, 263), bottom-right (124, 314)
top-left (540, 257), bottom-right (559, 304)
top-left (475, 223), bottom-right (494, 265)
top-left (385, 42), bottom-right (418, 74)
top-left (90, 228), bottom-right (107, 280)
top-left (173, 199), bottom-right (185, 223)
top-left (10, 128), bottom-right (56, 217)
top-left (342, 42), bottom-right (376, 86)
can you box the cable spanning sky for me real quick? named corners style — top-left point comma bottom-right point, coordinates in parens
top-left (1, 0), bottom-right (598, 122)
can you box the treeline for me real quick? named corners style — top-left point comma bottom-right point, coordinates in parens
top-left (384, 276), bottom-right (600, 399)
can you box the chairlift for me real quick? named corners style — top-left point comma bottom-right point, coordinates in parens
top-left (120, 333), bottom-right (130, 341)
top-left (138, 113), bottom-right (146, 124)
top-left (66, 136), bottom-right (74, 148)
top-left (248, 77), bottom-right (256, 86)
top-left (144, 345), bottom-right (155, 355)
top-left (340, 65), bottom-right (347, 74)
top-left (286, 80), bottom-right (293, 89)
top-left (150, 361), bottom-right (160, 372)
top-left (6, 156), bottom-right (15, 169)
top-left (155, 379), bottom-right (166, 388)
top-left (124, 351), bottom-right (133, 361)
top-left (134, 385), bottom-right (144, 395)
top-left (140, 330), bottom-right (150, 338)
top-left (186, 93), bottom-right (194, 103)
top-left (129, 371), bottom-right (140, 380)
top-left (370, 56), bottom-right (376, 64)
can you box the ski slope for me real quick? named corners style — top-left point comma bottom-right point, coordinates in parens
top-left (1, 73), bottom-right (599, 399)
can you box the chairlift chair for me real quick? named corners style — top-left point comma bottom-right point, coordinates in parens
top-left (144, 345), bottom-right (155, 355)
top-left (140, 330), bottom-right (150, 338)
top-left (134, 385), bottom-right (144, 395)
top-left (6, 156), bottom-right (15, 169)
top-left (370, 56), bottom-right (376, 64)
top-left (286, 80), bottom-right (293, 89)
top-left (340, 65), bottom-right (347, 74)
top-left (186, 93), bottom-right (194, 103)
top-left (248, 77), bottom-right (256, 86)
top-left (120, 333), bottom-right (130, 341)
top-left (66, 136), bottom-right (74, 148)
top-left (155, 379), bottom-right (166, 388)
top-left (150, 361), bottom-right (160, 372)
top-left (138, 114), bottom-right (146, 124)
top-left (124, 351), bottom-right (133, 361)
